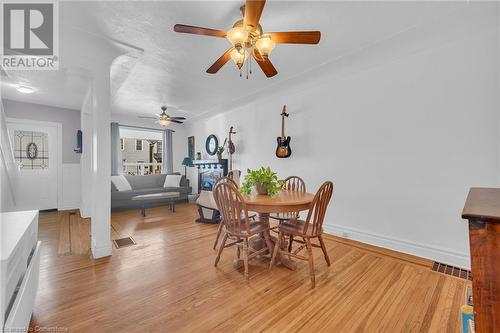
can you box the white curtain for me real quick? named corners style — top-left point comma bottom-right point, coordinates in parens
top-left (110, 122), bottom-right (122, 175)
top-left (162, 129), bottom-right (173, 174)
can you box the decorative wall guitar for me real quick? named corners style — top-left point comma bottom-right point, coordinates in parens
top-left (275, 105), bottom-right (291, 158)
top-left (227, 126), bottom-right (236, 169)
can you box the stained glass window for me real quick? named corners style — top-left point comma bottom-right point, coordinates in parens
top-left (14, 130), bottom-right (49, 169)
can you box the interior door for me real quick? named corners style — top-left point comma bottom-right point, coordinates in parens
top-left (7, 119), bottom-right (59, 211)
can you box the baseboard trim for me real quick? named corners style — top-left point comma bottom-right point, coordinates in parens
top-left (79, 205), bottom-right (91, 219)
top-left (91, 240), bottom-right (112, 259)
top-left (323, 223), bottom-right (470, 269)
top-left (59, 204), bottom-right (80, 211)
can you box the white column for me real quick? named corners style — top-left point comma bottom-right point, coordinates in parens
top-left (90, 67), bottom-right (112, 258)
top-left (80, 88), bottom-right (93, 218)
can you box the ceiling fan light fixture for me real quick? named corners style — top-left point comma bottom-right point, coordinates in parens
top-left (158, 118), bottom-right (171, 127)
top-left (230, 48), bottom-right (248, 69)
top-left (227, 26), bottom-right (248, 50)
top-left (255, 35), bottom-right (275, 58)
top-left (173, 1), bottom-right (321, 78)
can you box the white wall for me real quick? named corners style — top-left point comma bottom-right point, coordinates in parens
top-left (61, 164), bottom-right (81, 210)
top-left (3, 99), bottom-right (81, 164)
top-left (186, 27), bottom-right (500, 268)
top-left (2, 99), bottom-right (82, 211)
top-left (0, 98), bottom-right (18, 212)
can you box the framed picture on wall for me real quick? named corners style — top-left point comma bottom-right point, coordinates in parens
top-left (188, 136), bottom-right (195, 159)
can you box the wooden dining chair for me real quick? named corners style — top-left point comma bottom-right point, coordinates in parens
top-left (213, 176), bottom-right (256, 250)
top-left (269, 181), bottom-right (334, 288)
top-left (212, 176), bottom-right (239, 250)
top-left (271, 176), bottom-right (306, 250)
top-left (213, 182), bottom-right (274, 282)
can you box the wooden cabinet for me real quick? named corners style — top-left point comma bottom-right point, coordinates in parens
top-left (462, 188), bottom-right (500, 333)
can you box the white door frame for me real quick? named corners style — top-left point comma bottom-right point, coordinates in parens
top-left (6, 117), bottom-right (63, 210)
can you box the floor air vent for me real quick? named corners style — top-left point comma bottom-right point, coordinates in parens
top-left (432, 261), bottom-right (472, 281)
top-left (113, 237), bottom-right (136, 249)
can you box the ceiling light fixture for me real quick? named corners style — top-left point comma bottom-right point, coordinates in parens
top-left (139, 106), bottom-right (187, 126)
top-left (174, 1), bottom-right (321, 79)
top-left (224, 18), bottom-right (271, 79)
top-left (254, 34), bottom-right (275, 58)
top-left (16, 85), bottom-right (35, 94)
top-left (157, 116), bottom-right (171, 127)
top-left (226, 25), bottom-right (249, 52)
top-left (230, 48), bottom-right (248, 69)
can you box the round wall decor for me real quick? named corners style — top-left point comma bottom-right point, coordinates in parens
top-left (205, 134), bottom-right (218, 156)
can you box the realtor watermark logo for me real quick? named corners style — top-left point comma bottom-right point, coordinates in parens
top-left (1, 1), bottom-right (59, 70)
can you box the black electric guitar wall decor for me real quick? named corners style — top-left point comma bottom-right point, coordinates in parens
top-left (276, 105), bottom-right (291, 158)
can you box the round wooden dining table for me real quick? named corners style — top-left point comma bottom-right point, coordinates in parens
top-left (238, 189), bottom-right (316, 270)
top-left (242, 189), bottom-right (315, 216)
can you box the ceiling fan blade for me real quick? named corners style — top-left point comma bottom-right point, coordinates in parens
top-left (268, 31), bottom-right (321, 44)
top-left (173, 24), bottom-right (226, 38)
top-left (138, 116), bottom-right (158, 119)
top-left (169, 119), bottom-right (184, 124)
top-left (207, 48), bottom-right (233, 74)
top-left (169, 117), bottom-right (187, 120)
top-left (244, 0), bottom-right (266, 29)
top-left (252, 50), bottom-right (277, 78)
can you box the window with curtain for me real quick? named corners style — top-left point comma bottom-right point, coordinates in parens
top-left (118, 127), bottom-right (171, 175)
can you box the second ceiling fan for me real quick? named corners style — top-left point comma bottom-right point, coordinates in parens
top-left (174, 0), bottom-right (321, 78)
top-left (138, 106), bottom-right (186, 127)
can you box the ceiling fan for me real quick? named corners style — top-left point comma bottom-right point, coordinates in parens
top-left (138, 106), bottom-right (186, 126)
top-left (173, 0), bottom-right (321, 78)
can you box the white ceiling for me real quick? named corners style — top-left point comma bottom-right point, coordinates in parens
top-left (1, 1), bottom-right (496, 121)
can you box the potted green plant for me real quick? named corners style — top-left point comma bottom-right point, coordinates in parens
top-left (216, 146), bottom-right (224, 161)
top-left (240, 167), bottom-right (284, 196)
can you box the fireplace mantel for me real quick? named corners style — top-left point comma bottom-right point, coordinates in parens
top-left (193, 159), bottom-right (228, 193)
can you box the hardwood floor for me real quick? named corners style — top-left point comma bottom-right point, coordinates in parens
top-left (32, 204), bottom-right (468, 332)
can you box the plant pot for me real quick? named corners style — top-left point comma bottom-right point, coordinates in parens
top-left (255, 183), bottom-right (268, 195)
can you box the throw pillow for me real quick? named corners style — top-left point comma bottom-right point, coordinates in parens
top-left (164, 174), bottom-right (182, 188)
top-left (111, 175), bottom-right (132, 191)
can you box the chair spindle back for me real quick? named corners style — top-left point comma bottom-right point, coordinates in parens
top-left (215, 176), bottom-right (239, 189)
top-left (284, 176), bottom-right (306, 192)
top-left (303, 181), bottom-right (334, 236)
top-left (213, 182), bottom-right (250, 235)
top-left (277, 176), bottom-right (306, 219)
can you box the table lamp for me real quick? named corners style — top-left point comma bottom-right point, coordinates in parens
top-left (181, 157), bottom-right (194, 177)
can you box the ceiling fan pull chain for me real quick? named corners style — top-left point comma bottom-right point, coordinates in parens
top-left (244, 50), bottom-right (248, 79)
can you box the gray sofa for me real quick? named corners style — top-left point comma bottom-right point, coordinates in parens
top-left (111, 173), bottom-right (191, 211)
